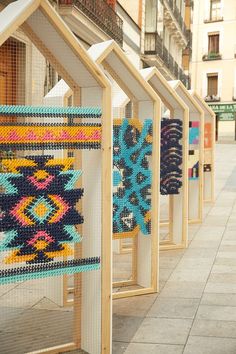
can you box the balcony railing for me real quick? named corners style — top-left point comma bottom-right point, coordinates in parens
top-left (205, 95), bottom-right (221, 102)
top-left (144, 32), bottom-right (191, 89)
top-left (59, 0), bottom-right (123, 46)
top-left (202, 52), bottom-right (222, 61)
top-left (204, 16), bottom-right (223, 23)
top-left (164, 0), bottom-right (189, 41)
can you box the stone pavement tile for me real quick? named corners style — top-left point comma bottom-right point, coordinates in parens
top-left (159, 268), bottom-right (173, 282)
top-left (196, 304), bottom-right (236, 321)
top-left (183, 336), bottom-right (236, 354)
top-left (181, 248), bottom-right (217, 259)
top-left (211, 264), bottom-right (236, 274)
top-left (201, 293), bottom-right (236, 307)
top-left (204, 282), bottom-right (236, 294)
top-left (216, 252), bottom-right (236, 259)
top-left (214, 257), bottom-right (236, 266)
top-left (113, 315), bottom-right (144, 342)
top-left (0, 287), bottom-right (45, 308)
top-left (176, 257), bottom-right (214, 270)
top-left (208, 206), bottom-right (232, 216)
top-left (132, 317), bottom-right (192, 345)
top-left (0, 306), bottom-right (25, 331)
top-left (191, 319), bottom-right (236, 338)
top-left (0, 284), bottom-right (18, 297)
top-left (188, 239), bottom-right (220, 249)
top-left (113, 341), bottom-right (129, 354)
top-left (203, 215), bottom-right (229, 227)
top-left (113, 294), bottom-right (157, 318)
top-left (147, 297), bottom-right (199, 319)
top-left (160, 250), bottom-right (185, 258)
top-left (168, 268), bottom-right (210, 282)
top-left (125, 343), bottom-right (184, 354)
top-left (209, 273), bottom-right (236, 283)
top-left (0, 308), bottom-right (73, 352)
top-left (159, 256), bottom-right (182, 269)
top-left (222, 230), bottom-right (236, 240)
top-left (193, 226), bottom-right (225, 239)
top-left (219, 245), bottom-right (236, 252)
top-left (221, 240), bottom-right (236, 246)
top-left (160, 281), bottom-right (205, 299)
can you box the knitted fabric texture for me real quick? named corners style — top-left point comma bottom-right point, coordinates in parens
top-left (188, 121), bottom-right (200, 180)
top-left (188, 150), bottom-right (199, 180)
top-left (0, 124), bottom-right (102, 150)
top-left (189, 121), bottom-right (200, 145)
top-left (0, 104), bottom-right (102, 283)
top-left (160, 118), bottom-right (183, 195)
top-left (113, 118), bottom-right (152, 239)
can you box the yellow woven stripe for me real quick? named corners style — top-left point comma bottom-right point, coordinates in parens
top-left (0, 126), bottom-right (102, 144)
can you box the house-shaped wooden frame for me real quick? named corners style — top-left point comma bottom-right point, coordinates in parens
top-left (88, 40), bottom-right (161, 299)
top-left (0, 1), bottom-right (112, 353)
top-left (141, 67), bottom-right (189, 250)
top-left (189, 91), bottom-right (215, 203)
top-left (169, 80), bottom-right (204, 224)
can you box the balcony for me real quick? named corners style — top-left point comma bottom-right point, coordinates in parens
top-left (202, 52), bottom-right (222, 61)
top-left (205, 95), bottom-right (221, 102)
top-left (58, 0), bottom-right (123, 46)
top-left (163, 0), bottom-right (190, 46)
top-left (144, 32), bottom-right (191, 89)
top-left (204, 16), bottom-right (223, 23)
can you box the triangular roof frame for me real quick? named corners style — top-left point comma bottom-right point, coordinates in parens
top-left (140, 67), bottom-right (189, 113)
top-left (88, 40), bottom-right (160, 103)
top-left (188, 90), bottom-right (216, 120)
top-left (0, 0), bottom-right (110, 90)
top-left (169, 80), bottom-right (204, 116)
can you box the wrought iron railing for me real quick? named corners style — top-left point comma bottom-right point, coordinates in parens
top-left (144, 32), bottom-right (191, 89)
top-left (58, 0), bottom-right (123, 46)
top-left (164, 0), bottom-right (190, 42)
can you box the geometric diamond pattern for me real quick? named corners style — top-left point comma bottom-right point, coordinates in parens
top-left (0, 155), bottom-right (83, 264)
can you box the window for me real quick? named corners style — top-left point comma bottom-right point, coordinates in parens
top-left (207, 73), bottom-right (218, 96)
top-left (208, 33), bottom-right (219, 54)
top-left (210, 0), bottom-right (221, 20)
top-left (145, 0), bottom-right (157, 32)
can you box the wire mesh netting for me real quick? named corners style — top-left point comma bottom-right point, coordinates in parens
top-left (0, 28), bottom-right (104, 354)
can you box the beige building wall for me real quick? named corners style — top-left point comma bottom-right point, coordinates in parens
top-left (192, 0), bottom-right (236, 103)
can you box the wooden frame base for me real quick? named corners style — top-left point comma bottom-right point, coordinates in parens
top-left (113, 287), bottom-right (156, 300)
top-left (28, 343), bottom-right (77, 354)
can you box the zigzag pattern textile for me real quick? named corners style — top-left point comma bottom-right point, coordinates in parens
top-left (160, 118), bottom-right (183, 195)
top-left (113, 118), bottom-right (152, 239)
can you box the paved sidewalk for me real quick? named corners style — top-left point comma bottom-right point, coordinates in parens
top-left (113, 143), bottom-right (236, 354)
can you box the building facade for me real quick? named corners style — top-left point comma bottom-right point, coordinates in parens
top-left (191, 0), bottom-right (236, 140)
top-left (142, 0), bottom-right (192, 88)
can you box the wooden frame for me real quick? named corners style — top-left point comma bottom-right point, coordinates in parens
top-left (141, 68), bottom-right (189, 250)
top-left (189, 90), bottom-right (215, 203)
top-left (88, 40), bottom-right (161, 299)
top-left (0, 1), bottom-right (112, 353)
top-left (169, 80), bottom-right (204, 225)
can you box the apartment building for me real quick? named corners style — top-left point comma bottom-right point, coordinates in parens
top-left (142, 0), bottom-right (192, 88)
top-left (192, 0), bottom-right (236, 140)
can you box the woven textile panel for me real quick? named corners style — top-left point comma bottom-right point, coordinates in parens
top-left (160, 118), bottom-right (183, 195)
top-left (0, 105), bottom-right (101, 285)
top-left (113, 118), bottom-right (152, 239)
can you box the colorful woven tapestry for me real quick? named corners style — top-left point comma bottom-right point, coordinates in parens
top-left (189, 121), bottom-right (200, 145)
top-left (0, 155), bottom-right (100, 284)
top-left (0, 105), bottom-right (102, 284)
top-left (204, 123), bottom-right (212, 148)
top-left (188, 150), bottom-right (199, 180)
top-left (0, 124), bottom-right (102, 150)
top-left (160, 118), bottom-right (183, 195)
top-left (113, 119), bottom-right (152, 239)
